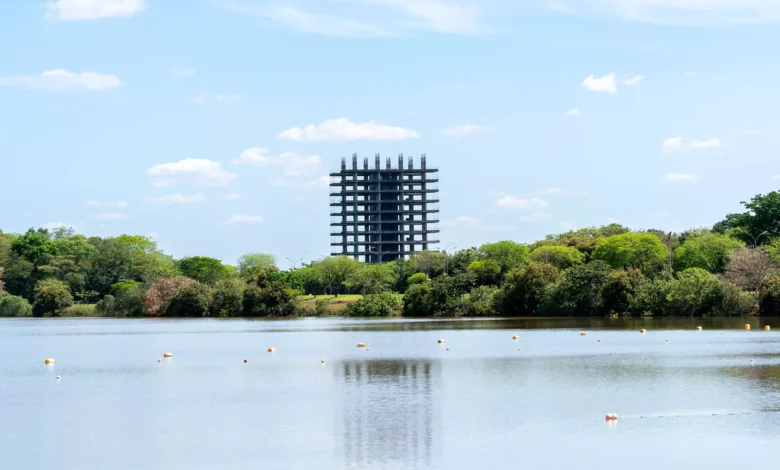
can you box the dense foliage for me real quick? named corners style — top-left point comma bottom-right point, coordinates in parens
top-left (3, 189), bottom-right (780, 317)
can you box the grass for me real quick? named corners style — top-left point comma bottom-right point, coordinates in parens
top-left (298, 294), bottom-right (364, 315)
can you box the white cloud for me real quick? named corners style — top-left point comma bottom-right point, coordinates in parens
top-left (441, 216), bottom-right (514, 232)
top-left (665, 173), bottom-right (698, 182)
top-left (224, 214), bottom-right (264, 224)
top-left (537, 187), bottom-right (589, 196)
top-left (278, 117), bottom-right (419, 141)
top-left (146, 159), bottom-right (238, 187)
top-left (87, 200), bottom-right (127, 208)
top-left (662, 137), bottom-right (721, 151)
top-left (232, 148), bottom-right (322, 175)
top-left (495, 195), bottom-right (550, 210)
top-left (441, 124), bottom-right (491, 138)
top-left (92, 212), bottom-right (128, 221)
top-left (170, 68), bottom-right (195, 76)
top-left (565, 108), bottom-right (581, 116)
top-left (519, 212), bottom-right (554, 223)
top-left (555, 0), bottom-right (780, 25)
top-left (582, 73), bottom-right (617, 93)
top-left (223, 193), bottom-right (242, 200)
top-left (147, 193), bottom-right (205, 204)
top-left (218, 0), bottom-right (485, 36)
top-left (623, 75), bottom-right (645, 86)
top-left (0, 69), bottom-right (122, 92)
top-left (45, 0), bottom-right (145, 21)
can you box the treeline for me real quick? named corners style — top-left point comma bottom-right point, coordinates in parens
top-left (2, 190), bottom-right (780, 317)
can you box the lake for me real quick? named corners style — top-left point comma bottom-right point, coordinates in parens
top-left (2, 317), bottom-right (780, 469)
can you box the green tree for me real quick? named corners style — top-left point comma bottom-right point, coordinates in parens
top-left (628, 274), bottom-right (674, 316)
top-left (533, 224), bottom-right (630, 260)
top-left (345, 263), bottom-right (395, 294)
top-left (406, 272), bottom-right (428, 286)
top-left (179, 256), bottom-right (230, 285)
top-left (0, 295), bottom-right (33, 317)
top-left (592, 232), bottom-right (668, 274)
top-left (211, 279), bottom-right (245, 317)
top-left (86, 235), bottom-right (176, 296)
top-left (11, 228), bottom-right (58, 266)
top-left (673, 230), bottom-right (744, 273)
top-left (167, 283), bottom-right (213, 317)
top-left (479, 241), bottom-right (528, 275)
top-left (666, 268), bottom-right (725, 316)
top-left (528, 245), bottom-right (585, 270)
top-left (412, 250), bottom-right (446, 278)
top-left (33, 278), bottom-right (74, 317)
top-left (467, 259), bottom-right (502, 285)
top-left (715, 190), bottom-right (780, 245)
top-left (242, 267), bottom-right (298, 317)
top-left (547, 261), bottom-right (612, 316)
top-left (237, 253), bottom-right (277, 277)
top-left (345, 291), bottom-right (402, 317)
top-left (310, 256), bottom-right (359, 294)
top-left (459, 285), bottom-right (500, 316)
top-left (601, 269), bottom-right (646, 315)
top-left (760, 275), bottom-right (780, 315)
top-left (403, 283), bottom-right (435, 316)
top-left (499, 262), bottom-right (560, 316)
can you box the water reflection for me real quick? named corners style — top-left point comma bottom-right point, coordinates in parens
top-left (337, 359), bottom-right (437, 469)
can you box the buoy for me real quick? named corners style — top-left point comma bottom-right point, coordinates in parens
top-left (446, 348), bottom-right (449, 351)
top-left (366, 348), bottom-right (370, 351)
top-left (438, 339), bottom-right (445, 344)
top-left (665, 339), bottom-right (669, 342)
top-left (744, 324), bottom-right (751, 330)
top-left (44, 358), bottom-right (55, 365)
top-left (56, 375), bottom-right (61, 380)
top-left (640, 329), bottom-right (646, 333)
top-left (512, 335), bottom-right (519, 340)
top-left (605, 414), bottom-right (618, 421)
top-left (580, 332), bottom-right (587, 336)
top-left (321, 359), bottom-right (325, 364)
top-left (765, 325), bottom-right (771, 331)
top-left (157, 359), bottom-right (161, 363)
top-left (243, 359), bottom-right (247, 363)
top-left (524, 340), bottom-right (528, 343)
top-left (696, 326), bottom-right (703, 331)
top-left (357, 343), bottom-right (366, 348)
top-left (163, 352), bottom-right (173, 358)
top-left (597, 340), bottom-right (600, 342)
top-left (267, 347), bottom-right (276, 353)
top-left (517, 348), bottom-right (521, 351)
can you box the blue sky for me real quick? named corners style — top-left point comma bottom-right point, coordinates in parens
top-left (2, 0), bottom-right (780, 268)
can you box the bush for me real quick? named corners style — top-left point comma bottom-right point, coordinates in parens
top-left (242, 268), bottom-right (298, 317)
top-left (406, 272), bottom-right (428, 286)
top-left (760, 276), bottom-right (780, 315)
top-left (33, 278), bottom-right (74, 317)
top-left (459, 285), bottom-right (500, 316)
top-left (167, 283), bottom-right (213, 317)
top-left (346, 291), bottom-right (402, 317)
top-left (499, 262), bottom-right (560, 316)
top-left (210, 279), bottom-right (244, 317)
top-left (314, 298), bottom-right (330, 316)
top-left (666, 268), bottom-right (724, 316)
top-left (60, 304), bottom-right (98, 317)
top-left (601, 269), bottom-right (646, 315)
top-left (468, 260), bottom-right (502, 286)
top-left (628, 275), bottom-right (674, 316)
top-left (546, 261), bottom-right (612, 316)
top-left (0, 295), bottom-right (33, 317)
top-left (144, 276), bottom-right (196, 317)
top-left (715, 283), bottom-right (758, 316)
top-left (402, 283), bottom-right (434, 316)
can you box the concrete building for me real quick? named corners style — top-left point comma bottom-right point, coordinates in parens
top-left (330, 154), bottom-right (440, 263)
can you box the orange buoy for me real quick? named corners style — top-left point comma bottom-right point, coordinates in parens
top-left (744, 324), bottom-right (751, 330)
top-left (357, 343), bottom-right (366, 348)
top-left (640, 329), bottom-right (646, 333)
top-left (605, 414), bottom-right (618, 421)
top-left (267, 347), bottom-right (276, 353)
top-left (163, 352), bottom-right (173, 358)
top-left (438, 339), bottom-right (445, 344)
top-left (44, 358), bottom-right (55, 365)
top-left (696, 326), bottom-right (703, 331)
top-left (580, 332), bottom-right (587, 336)
top-left (764, 325), bottom-right (771, 331)
top-left (512, 335), bottom-right (519, 340)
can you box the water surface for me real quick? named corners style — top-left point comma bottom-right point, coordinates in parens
top-left (2, 317), bottom-right (780, 469)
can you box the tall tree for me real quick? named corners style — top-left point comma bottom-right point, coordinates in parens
top-left (179, 256), bottom-right (231, 285)
top-left (237, 253), bottom-right (277, 277)
top-left (715, 190), bottom-right (780, 245)
top-left (593, 232), bottom-right (668, 274)
top-left (673, 230), bottom-right (745, 273)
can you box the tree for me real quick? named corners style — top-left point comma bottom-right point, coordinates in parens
top-left (32, 279), bottom-right (73, 317)
top-left (459, 286), bottom-right (500, 316)
top-left (345, 291), bottom-right (402, 317)
top-left (345, 263), bottom-right (395, 295)
top-left (673, 230), bottom-right (744, 273)
top-left (593, 232), bottom-right (668, 274)
top-left (237, 253), bottom-right (277, 277)
top-left (179, 256), bottom-right (230, 285)
top-left (478, 241), bottom-right (528, 275)
top-left (0, 267), bottom-right (4, 295)
top-left (533, 224), bottom-right (630, 260)
top-left (467, 259), bottom-right (502, 285)
top-left (0, 295), bottom-right (33, 317)
top-left (403, 283), bottom-right (435, 316)
top-left (528, 245), bottom-right (585, 270)
top-left (242, 266), bottom-right (298, 317)
top-left (666, 268), bottom-right (724, 316)
top-left (547, 261), bottom-right (612, 316)
top-left (166, 283), bottom-right (213, 317)
top-left (144, 276), bottom-right (196, 317)
top-left (449, 248), bottom-right (479, 274)
top-left (760, 276), bottom-right (780, 315)
top-left (406, 272), bottom-right (428, 286)
top-left (715, 190), bottom-right (780, 245)
top-left (412, 250), bottom-right (446, 278)
top-left (628, 274), bottom-right (674, 316)
top-left (310, 256), bottom-right (359, 294)
top-left (723, 248), bottom-right (775, 292)
top-left (86, 235), bottom-right (176, 296)
top-left (499, 262), bottom-right (560, 316)
top-left (211, 279), bottom-right (245, 317)
top-left (11, 228), bottom-right (58, 266)
top-left (601, 269), bottom-right (646, 315)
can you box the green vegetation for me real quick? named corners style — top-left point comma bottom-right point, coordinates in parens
top-left (3, 189), bottom-right (780, 317)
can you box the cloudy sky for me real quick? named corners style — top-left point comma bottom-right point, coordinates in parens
top-left (1, 0), bottom-right (779, 267)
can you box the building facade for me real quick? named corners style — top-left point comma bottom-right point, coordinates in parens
top-left (330, 154), bottom-right (440, 263)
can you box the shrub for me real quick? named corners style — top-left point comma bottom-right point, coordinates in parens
top-left (346, 291), bottom-right (402, 317)
top-left (499, 262), bottom-right (560, 316)
top-left (628, 275), bottom-right (673, 316)
top-left (0, 295), bottom-right (33, 317)
top-left (546, 261), bottom-right (612, 316)
top-left (210, 279), bottom-right (244, 317)
top-left (459, 285), bottom-right (499, 316)
top-left (760, 276), bottom-right (780, 315)
top-left (715, 283), bottom-right (758, 316)
top-left (33, 278), bottom-right (74, 317)
top-left (666, 268), bottom-right (724, 316)
top-left (167, 283), bottom-right (212, 317)
top-left (601, 269), bottom-right (646, 315)
top-left (402, 283), bottom-right (434, 316)
top-left (314, 298), bottom-right (330, 316)
top-left (406, 272), bottom-right (428, 286)
top-left (242, 268), bottom-right (298, 317)
top-left (60, 304), bottom-right (98, 317)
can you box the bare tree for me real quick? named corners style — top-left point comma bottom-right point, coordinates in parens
top-left (723, 248), bottom-right (776, 292)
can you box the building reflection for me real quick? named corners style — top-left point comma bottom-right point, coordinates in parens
top-left (337, 359), bottom-right (437, 469)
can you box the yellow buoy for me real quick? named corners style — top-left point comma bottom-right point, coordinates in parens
top-left (163, 352), bottom-right (173, 358)
top-left (765, 325), bottom-right (771, 331)
top-left (267, 347), bottom-right (276, 353)
top-left (640, 329), bottom-right (646, 333)
top-left (696, 326), bottom-right (703, 331)
top-left (357, 343), bottom-right (366, 348)
top-left (605, 413), bottom-right (618, 421)
top-left (438, 339), bottom-right (445, 344)
top-left (580, 332), bottom-right (587, 336)
top-left (512, 335), bottom-right (519, 340)
top-left (744, 324), bottom-right (751, 330)
top-left (44, 358), bottom-right (55, 365)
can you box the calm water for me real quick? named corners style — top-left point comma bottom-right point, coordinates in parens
top-left (3, 317), bottom-right (780, 469)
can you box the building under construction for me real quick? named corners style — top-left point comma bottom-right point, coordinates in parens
top-left (330, 154), bottom-right (440, 263)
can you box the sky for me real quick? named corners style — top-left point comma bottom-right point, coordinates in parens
top-left (2, 0), bottom-right (780, 268)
